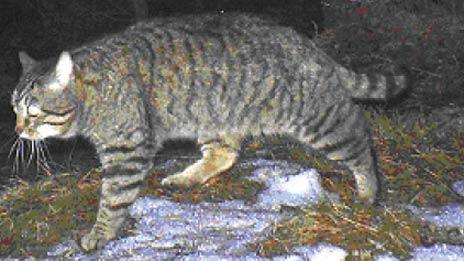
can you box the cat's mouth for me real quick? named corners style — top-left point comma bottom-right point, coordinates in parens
top-left (42, 107), bottom-right (76, 125)
top-left (17, 107), bottom-right (77, 140)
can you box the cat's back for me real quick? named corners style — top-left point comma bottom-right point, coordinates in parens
top-left (129, 12), bottom-right (284, 38)
top-left (72, 13), bottom-right (347, 135)
top-left (75, 12), bottom-right (320, 83)
top-left (122, 12), bottom-right (315, 63)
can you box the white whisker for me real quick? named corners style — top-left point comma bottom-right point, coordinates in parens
top-left (36, 142), bottom-right (39, 173)
top-left (8, 138), bottom-right (20, 159)
top-left (13, 139), bottom-right (21, 174)
top-left (42, 140), bottom-right (53, 161)
top-left (67, 138), bottom-right (78, 163)
top-left (27, 140), bottom-right (36, 168)
top-left (36, 141), bottom-right (51, 175)
top-left (38, 157), bottom-right (52, 176)
top-left (0, 134), bottom-right (18, 153)
top-left (37, 141), bottom-right (51, 173)
top-left (20, 139), bottom-right (25, 168)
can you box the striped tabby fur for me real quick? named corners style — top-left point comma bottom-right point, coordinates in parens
top-left (11, 13), bottom-right (408, 251)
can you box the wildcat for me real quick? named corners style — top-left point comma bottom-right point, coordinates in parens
top-left (11, 13), bottom-right (408, 251)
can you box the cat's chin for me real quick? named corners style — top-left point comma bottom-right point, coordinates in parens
top-left (19, 132), bottom-right (34, 140)
top-left (19, 132), bottom-right (48, 141)
top-left (19, 127), bottom-right (68, 141)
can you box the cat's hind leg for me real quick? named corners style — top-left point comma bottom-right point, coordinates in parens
top-left (161, 134), bottom-right (241, 187)
top-left (295, 101), bottom-right (379, 204)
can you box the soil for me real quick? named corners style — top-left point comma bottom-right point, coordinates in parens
top-left (0, 0), bottom-right (463, 192)
top-left (1, 1), bottom-right (464, 258)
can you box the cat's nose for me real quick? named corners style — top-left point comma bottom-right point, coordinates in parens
top-left (15, 122), bottom-right (24, 134)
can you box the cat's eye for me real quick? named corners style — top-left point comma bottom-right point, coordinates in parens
top-left (28, 104), bottom-right (41, 117)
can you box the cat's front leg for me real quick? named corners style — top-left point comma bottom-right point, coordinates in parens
top-left (80, 149), bottom-right (153, 251)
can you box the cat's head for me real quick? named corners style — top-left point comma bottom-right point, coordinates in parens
top-left (12, 51), bottom-right (79, 140)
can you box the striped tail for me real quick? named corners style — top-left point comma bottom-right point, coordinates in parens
top-left (335, 66), bottom-right (410, 102)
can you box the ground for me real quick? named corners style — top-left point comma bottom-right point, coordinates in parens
top-left (0, 0), bottom-right (464, 259)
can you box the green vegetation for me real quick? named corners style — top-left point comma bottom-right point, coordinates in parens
top-left (2, 0), bottom-right (464, 259)
top-left (257, 204), bottom-right (423, 259)
top-left (0, 170), bottom-right (100, 257)
top-left (0, 161), bottom-right (265, 257)
top-left (1, 110), bottom-right (462, 258)
top-left (257, 113), bottom-right (463, 259)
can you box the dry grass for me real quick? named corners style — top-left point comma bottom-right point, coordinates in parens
top-left (0, 159), bottom-right (265, 257)
top-left (0, 169), bottom-right (101, 257)
top-left (257, 113), bottom-right (463, 259)
top-left (258, 204), bottom-right (423, 259)
top-left (1, 0), bottom-right (464, 259)
top-left (1, 111), bottom-right (462, 258)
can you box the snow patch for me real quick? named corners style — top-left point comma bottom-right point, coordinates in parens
top-left (409, 244), bottom-right (464, 261)
top-left (274, 244), bottom-right (347, 261)
top-left (44, 159), bottom-right (464, 260)
top-left (244, 159), bottom-right (323, 208)
top-left (410, 203), bottom-right (464, 227)
top-left (452, 180), bottom-right (464, 197)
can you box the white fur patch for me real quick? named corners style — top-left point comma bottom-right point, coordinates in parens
top-left (27, 104), bottom-right (41, 116)
top-left (37, 125), bottom-right (61, 138)
top-left (19, 132), bottom-right (32, 139)
top-left (54, 51), bottom-right (73, 89)
top-left (18, 99), bottom-right (28, 118)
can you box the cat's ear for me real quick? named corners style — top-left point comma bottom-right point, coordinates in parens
top-left (18, 51), bottom-right (37, 72)
top-left (54, 51), bottom-right (74, 88)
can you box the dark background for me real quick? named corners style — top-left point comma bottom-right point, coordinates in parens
top-left (0, 0), bottom-right (324, 188)
top-left (1, 0), bottom-right (463, 190)
top-left (1, 1), bottom-right (464, 257)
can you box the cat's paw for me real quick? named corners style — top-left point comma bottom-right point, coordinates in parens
top-left (161, 172), bottom-right (203, 188)
top-left (80, 230), bottom-right (110, 252)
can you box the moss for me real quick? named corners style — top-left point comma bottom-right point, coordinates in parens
top-left (2, 112), bottom-right (463, 258)
top-left (141, 161), bottom-right (265, 204)
top-left (3, 1), bottom-right (464, 259)
top-left (257, 111), bottom-right (464, 259)
top-left (257, 203), bottom-right (422, 259)
top-left (0, 169), bottom-right (101, 257)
